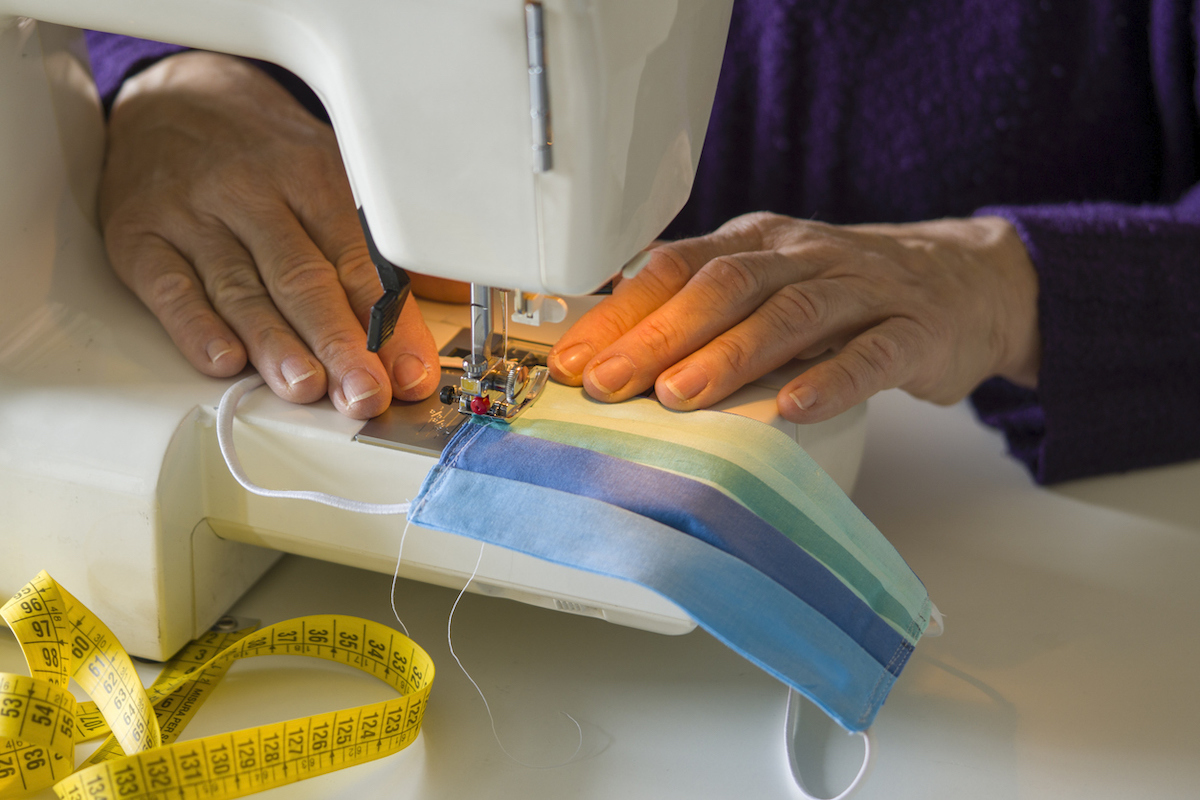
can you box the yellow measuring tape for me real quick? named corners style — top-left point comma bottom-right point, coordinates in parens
top-left (0, 572), bottom-right (434, 799)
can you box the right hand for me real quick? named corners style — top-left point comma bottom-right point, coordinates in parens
top-left (100, 51), bottom-right (441, 418)
top-left (548, 212), bottom-right (1040, 422)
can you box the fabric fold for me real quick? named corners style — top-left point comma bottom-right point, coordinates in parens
top-left (408, 383), bottom-right (931, 732)
top-left (455, 422), bottom-right (913, 670)
top-left (410, 465), bottom-right (901, 731)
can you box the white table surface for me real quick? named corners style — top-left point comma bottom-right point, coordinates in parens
top-left (5, 388), bottom-right (1199, 800)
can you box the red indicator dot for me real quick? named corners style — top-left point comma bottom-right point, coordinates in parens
top-left (470, 395), bottom-right (491, 415)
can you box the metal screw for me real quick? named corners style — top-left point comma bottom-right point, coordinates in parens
top-left (505, 364), bottom-right (528, 403)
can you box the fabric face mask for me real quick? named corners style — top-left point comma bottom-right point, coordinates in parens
top-left (408, 382), bottom-right (936, 735)
top-left (216, 375), bottom-right (940, 798)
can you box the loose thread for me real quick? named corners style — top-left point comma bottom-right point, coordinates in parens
top-left (222, 373), bottom-right (583, 766)
top-left (389, 517), bottom-right (415, 639)
top-left (448, 542), bottom-right (584, 770)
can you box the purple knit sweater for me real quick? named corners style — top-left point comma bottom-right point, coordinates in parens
top-left (86, 0), bottom-right (1200, 484)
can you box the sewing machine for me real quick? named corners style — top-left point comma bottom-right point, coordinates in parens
top-left (0, 2), bottom-right (869, 661)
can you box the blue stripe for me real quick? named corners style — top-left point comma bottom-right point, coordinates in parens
top-left (409, 463), bottom-right (899, 732)
top-left (441, 422), bottom-right (910, 677)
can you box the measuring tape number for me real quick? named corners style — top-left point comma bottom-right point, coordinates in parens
top-left (0, 571), bottom-right (434, 800)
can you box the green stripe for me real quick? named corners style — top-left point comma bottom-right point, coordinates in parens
top-left (512, 384), bottom-right (929, 635)
top-left (511, 416), bottom-right (920, 641)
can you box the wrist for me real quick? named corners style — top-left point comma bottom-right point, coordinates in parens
top-left (862, 215), bottom-right (1041, 390)
top-left (969, 216), bottom-right (1040, 388)
top-left (112, 51), bottom-right (255, 110)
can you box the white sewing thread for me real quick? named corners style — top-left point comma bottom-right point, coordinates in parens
top-left (221, 374), bottom-right (584, 766)
top-left (448, 542), bottom-right (584, 769)
top-left (389, 517), bottom-right (415, 639)
top-left (785, 688), bottom-right (874, 800)
top-left (217, 374), bottom-right (412, 515)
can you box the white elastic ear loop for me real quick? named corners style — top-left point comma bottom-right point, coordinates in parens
top-left (785, 689), bottom-right (874, 800)
top-left (216, 374), bottom-right (411, 515)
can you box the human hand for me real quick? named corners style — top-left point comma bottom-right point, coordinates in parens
top-left (548, 212), bottom-right (1040, 422)
top-left (99, 51), bottom-right (441, 418)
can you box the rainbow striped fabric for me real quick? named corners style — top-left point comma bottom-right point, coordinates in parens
top-left (408, 382), bottom-right (931, 731)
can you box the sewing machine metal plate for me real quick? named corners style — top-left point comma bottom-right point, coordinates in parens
top-left (355, 330), bottom-right (552, 457)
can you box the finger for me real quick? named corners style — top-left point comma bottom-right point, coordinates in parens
top-left (582, 249), bottom-right (814, 402)
top-left (377, 295), bottom-right (441, 401)
top-left (776, 317), bottom-right (930, 424)
top-left (185, 230), bottom-right (329, 404)
top-left (223, 206), bottom-right (392, 418)
top-left (662, 212), bottom-right (774, 273)
top-left (275, 150), bottom-right (407, 334)
top-left (547, 217), bottom-right (769, 384)
top-left (108, 232), bottom-right (248, 378)
top-left (288, 200), bottom-right (382, 329)
top-left (547, 247), bottom-right (695, 384)
top-left (294, 202), bottom-right (441, 402)
top-left (653, 278), bottom-right (866, 409)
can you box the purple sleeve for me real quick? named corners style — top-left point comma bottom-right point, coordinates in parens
top-left (83, 32), bottom-right (187, 113)
top-left (971, 191), bottom-right (1200, 484)
top-left (969, 4), bottom-right (1200, 485)
top-left (83, 32), bottom-right (329, 122)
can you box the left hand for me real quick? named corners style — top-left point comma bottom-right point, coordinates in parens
top-left (547, 212), bottom-right (1040, 423)
top-left (99, 51), bottom-right (450, 419)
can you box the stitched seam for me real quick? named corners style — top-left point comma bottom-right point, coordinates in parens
top-left (446, 420), bottom-right (486, 469)
top-left (889, 645), bottom-right (914, 676)
top-left (858, 641), bottom-right (910, 728)
top-left (859, 669), bottom-right (889, 728)
top-left (915, 596), bottom-right (932, 637)
top-left (884, 640), bottom-right (911, 676)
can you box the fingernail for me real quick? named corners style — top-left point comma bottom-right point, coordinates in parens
top-left (663, 363), bottom-right (709, 402)
top-left (587, 355), bottom-right (635, 395)
top-left (281, 355), bottom-right (317, 388)
top-left (552, 343), bottom-right (594, 379)
top-left (790, 385), bottom-right (819, 411)
top-left (393, 354), bottom-right (428, 392)
top-left (207, 338), bottom-right (233, 365)
top-left (342, 368), bottom-right (382, 407)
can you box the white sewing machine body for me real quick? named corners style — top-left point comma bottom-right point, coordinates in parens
top-left (1, 0), bottom-right (737, 296)
top-left (0, 12), bottom-right (868, 661)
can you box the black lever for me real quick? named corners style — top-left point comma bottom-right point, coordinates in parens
top-left (358, 207), bottom-right (411, 353)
